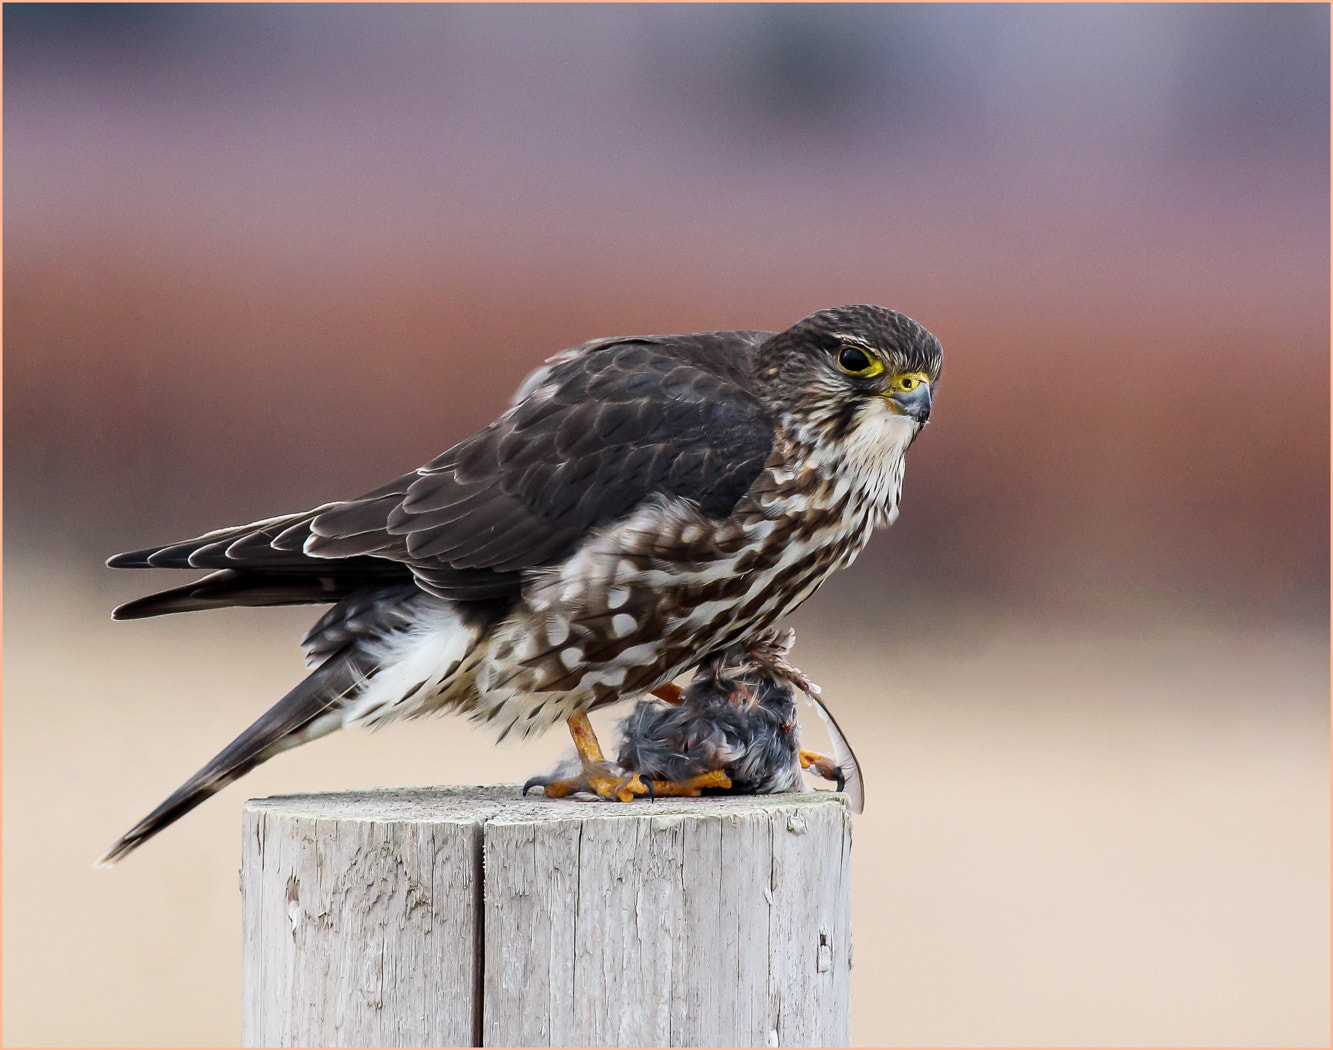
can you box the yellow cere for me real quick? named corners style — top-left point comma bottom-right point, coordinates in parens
top-left (890, 371), bottom-right (931, 393)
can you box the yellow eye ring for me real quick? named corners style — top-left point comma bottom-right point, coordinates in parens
top-left (836, 345), bottom-right (884, 378)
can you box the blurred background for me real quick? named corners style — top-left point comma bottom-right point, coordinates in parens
top-left (4, 4), bottom-right (1327, 1045)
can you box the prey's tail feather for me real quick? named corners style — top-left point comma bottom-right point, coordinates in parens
top-left (94, 650), bottom-right (368, 867)
top-left (806, 692), bottom-right (865, 814)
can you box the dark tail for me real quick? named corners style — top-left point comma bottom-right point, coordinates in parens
top-left (94, 651), bottom-right (366, 867)
top-left (110, 568), bottom-right (348, 619)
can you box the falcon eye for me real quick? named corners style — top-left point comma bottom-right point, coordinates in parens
top-left (836, 345), bottom-right (882, 378)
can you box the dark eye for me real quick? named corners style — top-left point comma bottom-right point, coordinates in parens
top-left (837, 346), bottom-right (871, 373)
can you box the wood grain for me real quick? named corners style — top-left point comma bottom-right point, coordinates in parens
top-left (242, 786), bottom-right (851, 1047)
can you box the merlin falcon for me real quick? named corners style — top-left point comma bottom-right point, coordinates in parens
top-left (97, 304), bottom-right (941, 865)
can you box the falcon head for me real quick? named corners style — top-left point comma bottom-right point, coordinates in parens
top-left (754, 304), bottom-right (943, 448)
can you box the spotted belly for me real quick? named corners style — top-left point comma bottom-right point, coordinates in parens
top-left (467, 482), bottom-right (878, 739)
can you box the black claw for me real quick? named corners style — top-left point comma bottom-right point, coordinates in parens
top-left (522, 776), bottom-right (548, 795)
top-left (644, 777), bottom-right (656, 801)
top-left (834, 770), bottom-right (846, 793)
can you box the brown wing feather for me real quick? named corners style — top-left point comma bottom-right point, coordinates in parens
top-left (108, 330), bottom-right (776, 610)
top-left (314, 333), bottom-right (776, 572)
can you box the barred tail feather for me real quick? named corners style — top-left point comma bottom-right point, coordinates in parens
top-left (94, 651), bottom-right (367, 867)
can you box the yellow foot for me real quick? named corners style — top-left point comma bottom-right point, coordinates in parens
top-left (800, 750), bottom-right (846, 791)
top-left (523, 710), bottom-right (734, 802)
top-left (523, 764), bottom-right (649, 802)
top-left (524, 711), bottom-right (652, 801)
top-left (643, 769), bottom-right (733, 797)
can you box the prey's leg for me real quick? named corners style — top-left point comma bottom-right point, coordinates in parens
top-left (650, 683), bottom-right (685, 704)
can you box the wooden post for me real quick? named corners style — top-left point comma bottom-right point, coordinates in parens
top-left (241, 785), bottom-right (852, 1047)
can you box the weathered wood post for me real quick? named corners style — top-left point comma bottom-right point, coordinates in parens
top-left (241, 785), bottom-right (851, 1047)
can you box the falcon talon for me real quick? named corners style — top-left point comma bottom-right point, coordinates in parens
top-left (98, 305), bottom-right (932, 862)
top-left (798, 750), bottom-right (848, 793)
top-left (799, 749), bottom-right (843, 784)
top-left (611, 774), bottom-right (649, 802)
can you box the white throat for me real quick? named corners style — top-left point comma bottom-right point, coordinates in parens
top-left (846, 403), bottom-right (918, 525)
top-left (796, 401), bottom-right (919, 527)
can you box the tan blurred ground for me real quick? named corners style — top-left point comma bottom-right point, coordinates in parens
top-left (3, 556), bottom-right (1326, 1047)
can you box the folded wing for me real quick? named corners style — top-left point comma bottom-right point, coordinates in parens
top-left (109, 332), bottom-right (777, 615)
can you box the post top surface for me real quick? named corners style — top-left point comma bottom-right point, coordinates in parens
top-left (244, 784), bottom-right (849, 825)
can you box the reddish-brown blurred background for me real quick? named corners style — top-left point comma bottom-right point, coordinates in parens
top-left (4, 5), bottom-right (1328, 1046)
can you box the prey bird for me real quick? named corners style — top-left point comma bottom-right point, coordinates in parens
top-left (526, 626), bottom-right (865, 809)
top-left (97, 304), bottom-right (940, 865)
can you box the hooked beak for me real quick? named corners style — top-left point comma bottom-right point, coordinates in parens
top-left (887, 382), bottom-right (931, 425)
